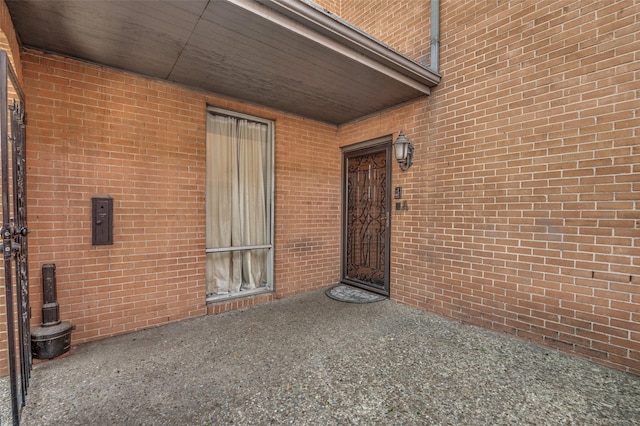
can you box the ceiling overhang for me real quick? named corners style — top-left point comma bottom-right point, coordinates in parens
top-left (6, 0), bottom-right (441, 125)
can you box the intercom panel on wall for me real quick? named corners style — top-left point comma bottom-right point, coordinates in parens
top-left (91, 196), bottom-right (113, 245)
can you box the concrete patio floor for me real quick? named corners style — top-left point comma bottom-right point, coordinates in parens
top-left (16, 287), bottom-right (640, 425)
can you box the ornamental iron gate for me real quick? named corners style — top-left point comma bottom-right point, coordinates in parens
top-left (342, 140), bottom-right (391, 296)
top-left (1, 50), bottom-right (30, 426)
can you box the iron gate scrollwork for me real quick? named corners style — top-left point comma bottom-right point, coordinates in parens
top-left (1, 50), bottom-right (30, 426)
top-left (342, 141), bottom-right (391, 296)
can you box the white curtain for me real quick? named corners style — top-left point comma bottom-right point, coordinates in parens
top-left (206, 114), bottom-right (269, 295)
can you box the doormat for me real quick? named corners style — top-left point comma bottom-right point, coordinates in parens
top-left (325, 285), bottom-right (386, 303)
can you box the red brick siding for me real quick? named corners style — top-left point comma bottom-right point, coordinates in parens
top-left (22, 50), bottom-right (340, 346)
top-left (0, 0), bottom-right (22, 82)
top-left (315, 0), bottom-right (342, 17)
top-left (0, 0), bottom-right (637, 378)
top-left (336, 1), bottom-right (640, 374)
top-left (317, 0), bottom-right (431, 64)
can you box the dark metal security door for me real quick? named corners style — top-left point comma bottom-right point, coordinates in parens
top-left (1, 50), bottom-right (31, 425)
top-left (342, 140), bottom-right (391, 296)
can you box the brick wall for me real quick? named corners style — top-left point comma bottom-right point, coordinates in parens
top-left (1, 0), bottom-right (637, 378)
top-left (273, 117), bottom-right (342, 298)
top-left (333, 1), bottom-right (640, 374)
top-left (22, 49), bottom-right (341, 347)
top-left (0, 0), bottom-right (22, 82)
top-left (316, 0), bottom-right (342, 17)
top-left (327, 0), bottom-right (431, 64)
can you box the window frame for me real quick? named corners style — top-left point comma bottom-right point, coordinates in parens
top-left (205, 106), bottom-right (275, 302)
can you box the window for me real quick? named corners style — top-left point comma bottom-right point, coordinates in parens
top-left (205, 108), bottom-right (274, 299)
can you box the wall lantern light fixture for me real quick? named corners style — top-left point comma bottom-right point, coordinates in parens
top-left (393, 131), bottom-right (414, 171)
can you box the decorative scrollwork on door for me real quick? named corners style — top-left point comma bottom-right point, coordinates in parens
top-left (10, 99), bottom-right (30, 404)
top-left (345, 150), bottom-right (388, 287)
top-left (1, 50), bottom-right (30, 425)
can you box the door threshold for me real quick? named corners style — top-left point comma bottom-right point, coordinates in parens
top-left (340, 280), bottom-right (389, 297)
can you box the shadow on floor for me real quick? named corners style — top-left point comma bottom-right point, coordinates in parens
top-left (14, 288), bottom-right (640, 425)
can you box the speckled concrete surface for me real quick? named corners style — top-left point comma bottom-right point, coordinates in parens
top-left (16, 287), bottom-right (640, 425)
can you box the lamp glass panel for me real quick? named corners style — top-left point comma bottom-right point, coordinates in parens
top-left (395, 139), bottom-right (408, 161)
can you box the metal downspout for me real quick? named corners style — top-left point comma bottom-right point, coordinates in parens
top-left (430, 0), bottom-right (440, 74)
